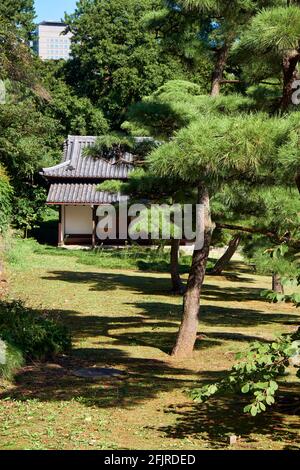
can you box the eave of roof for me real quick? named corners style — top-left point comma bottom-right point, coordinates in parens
top-left (46, 183), bottom-right (128, 205)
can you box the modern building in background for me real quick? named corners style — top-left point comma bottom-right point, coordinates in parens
top-left (34, 22), bottom-right (72, 60)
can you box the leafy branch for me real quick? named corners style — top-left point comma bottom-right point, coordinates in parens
top-left (190, 329), bottom-right (300, 416)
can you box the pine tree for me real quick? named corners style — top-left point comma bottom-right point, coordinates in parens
top-left (148, 111), bottom-right (300, 358)
top-left (86, 134), bottom-right (191, 294)
top-left (146, 0), bottom-right (281, 96)
top-left (235, 4), bottom-right (300, 111)
top-left (0, 0), bottom-right (35, 40)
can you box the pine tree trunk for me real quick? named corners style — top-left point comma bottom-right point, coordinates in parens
top-left (272, 273), bottom-right (284, 294)
top-left (211, 234), bottom-right (241, 275)
top-left (170, 238), bottom-right (185, 295)
top-left (280, 51), bottom-right (300, 111)
top-left (211, 45), bottom-right (229, 97)
top-left (171, 185), bottom-right (213, 359)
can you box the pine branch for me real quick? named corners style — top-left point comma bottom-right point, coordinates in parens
top-left (216, 223), bottom-right (300, 248)
top-left (220, 79), bottom-right (242, 84)
top-left (216, 223), bottom-right (279, 239)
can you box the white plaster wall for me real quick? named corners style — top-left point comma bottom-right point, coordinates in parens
top-left (65, 206), bottom-right (93, 235)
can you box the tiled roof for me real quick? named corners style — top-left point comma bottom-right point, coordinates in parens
top-left (47, 183), bottom-right (128, 205)
top-left (41, 136), bottom-right (134, 179)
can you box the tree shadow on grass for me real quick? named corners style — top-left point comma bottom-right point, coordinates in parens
top-left (154, 379), bottom-right (300, 449)
top-left (3, 294), bottom-right (294, 411)
top-left (42, 270), bottom-right (174, 296)
top-left (130, 300), bottom-right (298, 328)
top-left (39, 270), bottom-right (299, 349)
top-left (0, 343), bottom-right (199, 409)
top-left (0, 297), bottom-right (274, 411)
top-left (201, 284), bottom-right (263, 302)
top-left (42, 269), bottom-right (288, 306)
top-left (0, 298), bottom-right (217, 409)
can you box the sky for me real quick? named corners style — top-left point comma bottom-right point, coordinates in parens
top-left (35, 0), bottom-right (77, 23)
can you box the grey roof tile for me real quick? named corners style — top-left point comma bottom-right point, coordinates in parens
top-left (41, 135), bottom-right (134, 179)
top-left (47, 183), bottom-right (128, 205)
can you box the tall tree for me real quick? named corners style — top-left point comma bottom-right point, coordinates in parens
top-left (40, 62), bottom-right (109, 137)
top-left (146, 0), bottom-right (281, 96)
top-left (64, 0), bottom-right (212, 125)
top-left (147, 111), bottom-right (300, 358)
top-left (86, 133), bottom-right (190, 294)
top-left (0, 0), bottom-right (35, 40)
top-left (235, 4), bottom-right (300, 111)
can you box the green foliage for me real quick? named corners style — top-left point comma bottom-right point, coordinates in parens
top-left (0, 300), bottom-right (71, 361)
top-left (148, 112), bottom-right (292, 185)
top-left (85, 133), bottom-right (157, 169)
top-left (0, 84), bottom-right (61, 231)
top-left (0, 93), bottom-right (60, 180)
top-left (124, 81), bottom-right (254, 138)
top-left (0, 0), bottom-right (35, 40)
top-left (149, 0), bottom-right (282, 99)
top-left (262, 289), bottom-right (300, 306)
top-left (40, 63), bottom-right (109, 136)
top-left (64, 0), bottom-right (212, 125)
top-left (13, 187), bottom-right (48, 236)
top-left (233, 4), bottom-right (300, 98)
top-left (0, 18), bottom-right (31, 82)
top-left (247, 244), bottom-right (299, 277)
top-left (0, 339), bottom-right (24, 381)
top-left (191, 328), bottom-right (300, 415)
top-left (236, 6), bottom-right (300, 59)
top-left (190, 266), bottom-right (300, 415)
top-left (212, 185), bottom-right (300, 246)
top-left (84, 133), bottom-right (136, 159)
top-left (97, 180), bottom-right (124, 194)
top-left (0, 165), bottom-right (12, 233)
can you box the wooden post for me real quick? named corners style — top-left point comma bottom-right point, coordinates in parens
top-left (58, 206), bottom-right (64, 247)
top-left (92, 205), bottom-right (97, 249)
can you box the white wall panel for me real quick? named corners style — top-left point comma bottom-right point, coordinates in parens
top-left (65, 206), bottom-right (93, 235)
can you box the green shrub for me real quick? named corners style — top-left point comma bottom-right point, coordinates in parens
top-left (0, 339), bottom-right (24, 380)
top-left (0, 300), bottom-right (71, 361)
top-left (0, 165), bottom-right (12, 233)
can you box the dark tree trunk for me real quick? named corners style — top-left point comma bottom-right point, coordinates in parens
top-left (211, 234), bottom-right (241, 275)
top-left (211, 45), bottom-right (229, 97)
top-left (272, 273), bottom-right (284, 294)
top-left (170, 238), bottom-right (185, 295)
top-left (280, 51), bottom-right (300, 112)
top-left (172, 185), bottom-right (214, 359)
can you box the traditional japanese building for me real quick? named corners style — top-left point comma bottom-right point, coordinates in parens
top-left (40, 135), bottom-right (133, 247)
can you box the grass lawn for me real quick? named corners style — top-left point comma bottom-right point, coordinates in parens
top-left (0, 238), bottom-right (299, 450)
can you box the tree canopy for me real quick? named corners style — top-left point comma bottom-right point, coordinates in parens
top-left (63, 0), bottom-right (212, 125)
